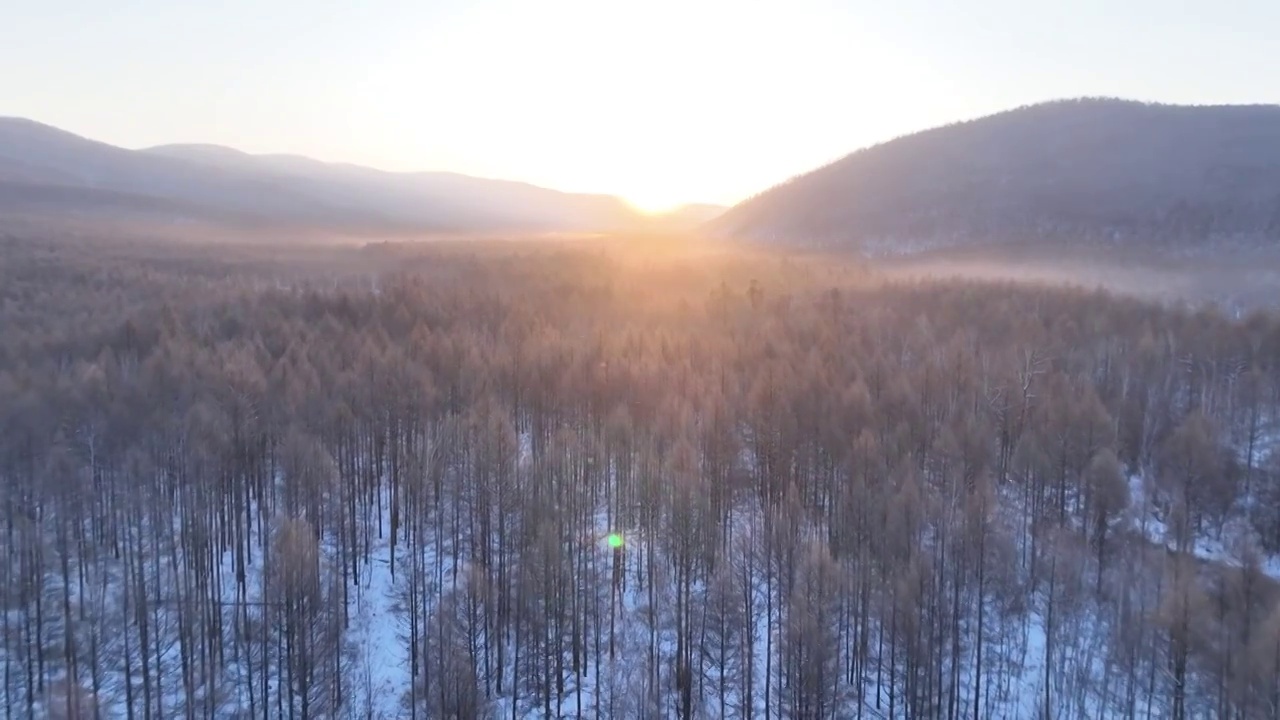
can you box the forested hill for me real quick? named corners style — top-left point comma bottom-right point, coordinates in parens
top-left (710, 99), bottom-right (1280, 254)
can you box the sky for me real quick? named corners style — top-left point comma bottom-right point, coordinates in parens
top-left (2, 0), bottom-right (1278, 212)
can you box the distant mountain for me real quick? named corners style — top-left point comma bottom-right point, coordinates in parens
top-left (0, 118), bottom-right (644, 235)
top-left (710, 99), bottom-right (1280, 255)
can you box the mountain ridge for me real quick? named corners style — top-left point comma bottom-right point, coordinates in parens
top-left (0, 118), bottom-right (723, 235)
top-left (710, 97), bottom-right (1280, 255)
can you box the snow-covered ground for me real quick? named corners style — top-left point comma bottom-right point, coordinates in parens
top-left (1128, 428), bottom-right (1280, 580)
top-left (345, 533), bottom-right (411, 719)
top-left (7, 426), bottom-right (1279, 718)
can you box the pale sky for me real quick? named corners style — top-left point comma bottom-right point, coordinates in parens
top-left (2, 0), bottom-right (1278, 212)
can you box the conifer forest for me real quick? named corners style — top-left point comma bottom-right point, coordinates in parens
top-left (2, 233), bottom-right (1280, 719)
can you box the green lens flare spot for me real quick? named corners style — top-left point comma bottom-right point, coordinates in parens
top-left (607, 533), bottom-right (624, 549)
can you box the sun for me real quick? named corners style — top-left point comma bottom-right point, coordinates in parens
top-left (622, 193), bottom-right (685, 216)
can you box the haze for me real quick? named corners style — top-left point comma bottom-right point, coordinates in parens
top-left (3, 0), bottom-right (1277, 212)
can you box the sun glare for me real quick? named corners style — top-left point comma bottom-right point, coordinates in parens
top-left (623, 193), bottom-right (685, 216)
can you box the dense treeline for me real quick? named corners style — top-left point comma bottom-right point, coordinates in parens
top-left (2, 235), bottom-right (1280, 719)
